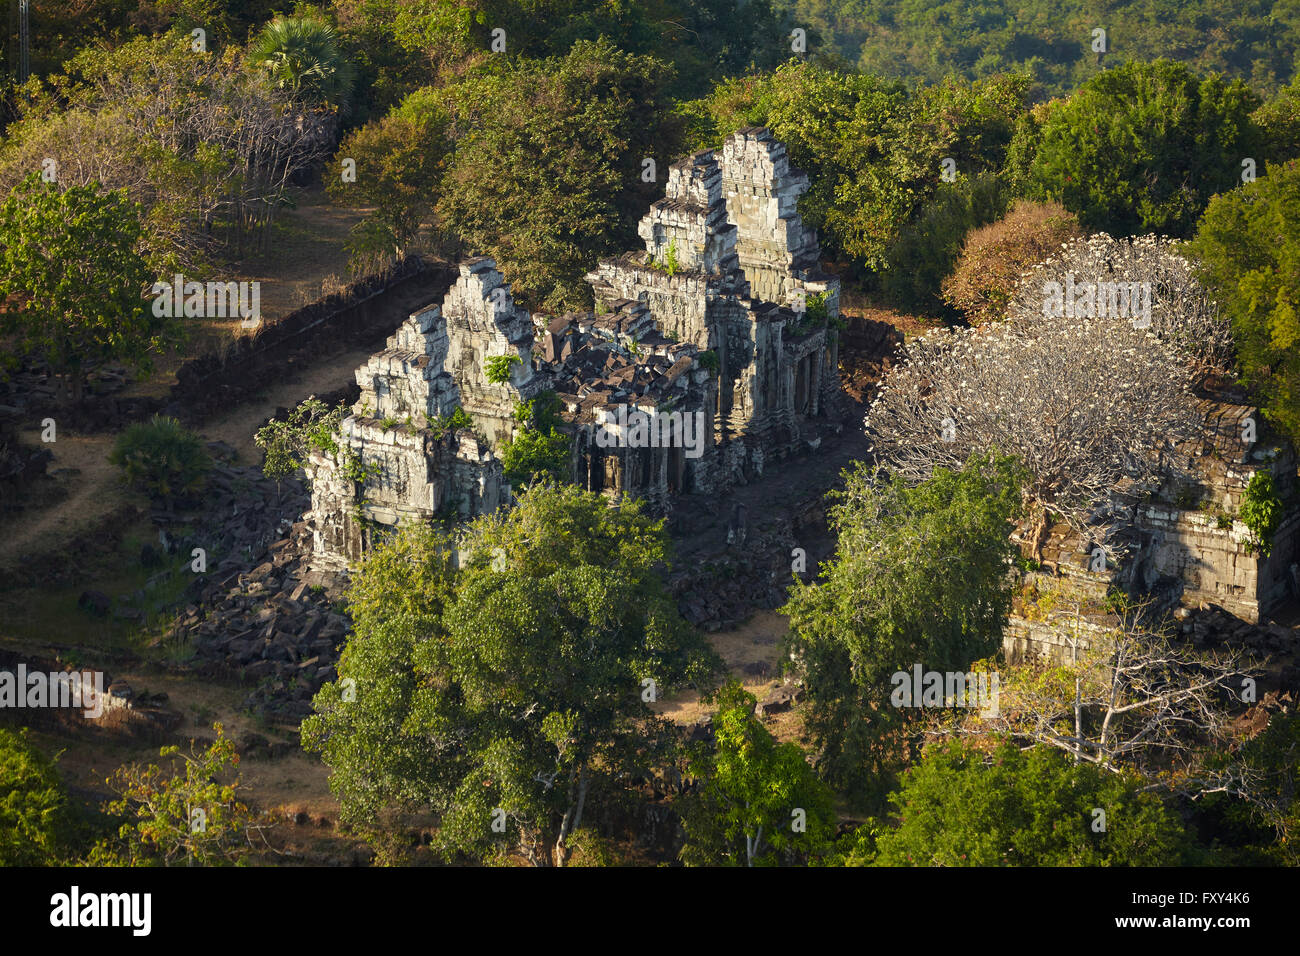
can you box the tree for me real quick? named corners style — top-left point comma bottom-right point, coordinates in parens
top-left (88, 724), bottom-right (258, 866)
top-left (501, 392), bottom-right (571, 488)
top-left (942, 199), bottom-right (1083, 325)
top-left (1253, 77), bottom-right (1300, 165)
top-left (692, 63), bottom-right (1029, 276)
top-left (679, 682), bottom-right (836, 866)
top-left (0, 728), bottom-right (76, 866)
top-left (247, 15), bottom-right (356, 108)
top-left (880, 171), bottom-right (1008, 315)
top-left (0, 175), bottom-right (165, 403)
top-left (871, 740), bottom-right (1187, 866)
top-left (781, 453), bottom-right (1023, 800)
top-left (866, 234), bottom-right (1223, 558)
top-left (110, 416), bottom-right (212, 509)
top-left (1026, 60), bottom-right (1261, 238)
top-left (0, 32), bottom-right (335, 265)
top-left (435, 38), bottom-right (677, 309)
top-left (254, 396), bottom-right (348, 483)
top-left (1190, 159), bottom-right (1300, 443)
top-left (301, 483), bottom-right (722, 866)
top-left (970, 604), bottom-right (1257, 799)
top-left (327, 86), bottom-right (453, 265)
top-left (1197, 711), bottom-right (1300, 865)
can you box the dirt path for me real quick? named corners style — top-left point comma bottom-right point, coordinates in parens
top-left (0, 186), bottom-right (383, 569)
top-left (200, 347), bottom-right (375, 462)
top-left (0, 342), bottom-right (380, 570)
top-left (0, 431), bottom-right (127, 568)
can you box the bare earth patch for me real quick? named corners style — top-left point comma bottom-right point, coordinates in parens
top-left (654, 609), bottom-right (808, 744)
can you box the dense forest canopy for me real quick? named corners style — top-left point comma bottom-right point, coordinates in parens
top-left (1, 0), bottom-right (1299, 873)
top-left (795, 0), bottom-right (1300, 96)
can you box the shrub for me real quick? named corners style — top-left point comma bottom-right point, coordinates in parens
top-left (424, 406), bottom-right (477, 441)
top-left (1241, 472), bottom-right (1284, 556)
top-left (110, 415), bottom-right (211, 506)
top-left (87, 724), bottom-right (256, 866)
top-left (484, 353), bottom-right (522, 385)
top-left (942, 200), bottom-right (1083, 325)
top-left (0, 729), bottom-right (76, 866)
top-left (254, 397), bottom-right (347, 482)
top-left (661, 238), bottom-right (680, 277)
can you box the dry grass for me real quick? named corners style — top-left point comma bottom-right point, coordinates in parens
top-left (226, 187), bottom-right (370, 325)
top-left (653, 609), bottom-right (811, 745)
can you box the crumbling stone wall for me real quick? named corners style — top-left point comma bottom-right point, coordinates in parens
top-left (170, 255), bottom-right (451, 423)
top-left (637, 150), bottom-right (740, 279)
top-left (1012, 400), bottom-right (1300, 659)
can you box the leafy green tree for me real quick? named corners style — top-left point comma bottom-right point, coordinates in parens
top-left (299, 523), bottom-right (459, 864)
top-left (0, 175), bottom-right (166, 403)
top-left (880, 170), bottom-right (1007, 315)
top-left (87, 724), bottom-right (256, 867)
top-left (782, 453), bottom-right (1024, 801)
top-left (501, 392), bottom-right (571, 487)
top-left (302, 483), bottom-right (722, 866)
top-left (1190, 159), bottom-right (1300, 441)
top-left (328, 86), bottom-right (453, 263)
top-left (435, 38), bottom-right (678, 309)
top-left (1253, 76), bottom-right (1300, 165)
top-left (254, 396), bottom-right (347, 482)
top-left (110, 416), bottom-right (212, 508)
top-left (1196, 711), bottom-right (1300, 865)
top-left (680, 682), bottom-right (837, 866)
top-left (872, 740), bottom-right (1188, 866)
top-left (1027, 60), bottom-right (1261, 238)
top-left (247, 15), bottom-right (357, 108)
top-left (0, 729), bottom-right (77, 866)
top-left (691, 63), bottom-right (1029, 277)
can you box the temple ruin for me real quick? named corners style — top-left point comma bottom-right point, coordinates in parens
top-left (1006, 398), bottom-right (1300, 662)
top-left (306, 128), bottom-right (845, 570)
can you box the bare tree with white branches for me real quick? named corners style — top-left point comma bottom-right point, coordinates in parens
top-left (865, 234), bottom-right (1231, 558)
top-left (934, 602), bottom-right (1262, 800)
top-left (1012, 233), bottom-right (1233, 376)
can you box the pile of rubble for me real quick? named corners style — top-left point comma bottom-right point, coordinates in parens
top-left (151, 445), bottom-right (353, 723)
top-left (1179, 604), bottom-right (1300, 691)
top-left (182, 522), bottom-right (349, 723)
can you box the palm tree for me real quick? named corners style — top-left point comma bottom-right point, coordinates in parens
top-left (247, 16), bottom-right (355, 109)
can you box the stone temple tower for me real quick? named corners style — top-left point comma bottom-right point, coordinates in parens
top-left (718, 127), bottom-right (824, 305)
top-left (305, 129), bottom-right (847, 572)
